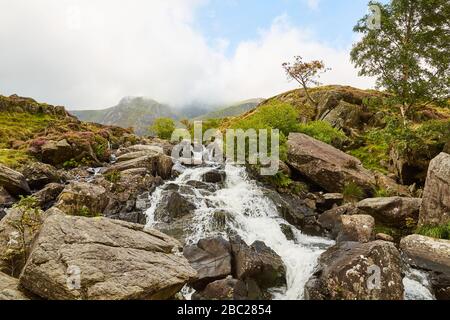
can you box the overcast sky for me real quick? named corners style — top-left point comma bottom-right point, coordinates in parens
top-left (0, 0), bottom-right (377, 110)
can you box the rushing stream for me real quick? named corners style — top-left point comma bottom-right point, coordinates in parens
top-left (145, 161), bottom-right (435, 300)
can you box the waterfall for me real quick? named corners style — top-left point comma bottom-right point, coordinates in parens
top-left (145, 161), bottom-right (435, 300)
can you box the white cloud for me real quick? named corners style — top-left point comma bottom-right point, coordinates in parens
top-left (0, 0), bottom-right (374, 110)
top-left (305, 0), bottom-right (320, 10)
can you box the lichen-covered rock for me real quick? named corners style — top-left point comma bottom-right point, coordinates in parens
top-left (0, 164), bottom-right (30, 196)
top-left (287, 133), bottom-right (376, 195)
top-left (419, 153), bottom-right (450, 226)
top-left (19, 214), bottom-right (196, 300)
top-left (321, 101), bottom-right (362, 130)
top-left (337, 215), bottom-right (375, 243)
top-left (20, 162), bottom-right (62, 190)
top-left (33, 183), bottom-right (64, 210)
top-left (400, 235), bottom-right (450, 275)
top-left (305, 241), bottom-right (404, 300)
top-left (357, 197), bottom-right (422, 228)
top-left (55, 182), bottom-right (109, 217)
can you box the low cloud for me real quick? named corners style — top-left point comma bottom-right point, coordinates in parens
top-left (0, 0), bottom-right (374, 110)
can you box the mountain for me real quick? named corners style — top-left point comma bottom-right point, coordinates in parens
top-left (71, 97), bottom-right (178, 136)
top-left (195, 99), bottom-right (264, 120)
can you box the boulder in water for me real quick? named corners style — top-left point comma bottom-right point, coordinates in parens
top-left (202, 170), bottom-right (226, 184)
top-left (183, 237), bottom-right (232, 290)
top-left (305, 241), bottom-right (404, 300)
top-left (192, 276), bottom-right (264, 300)
top-left (154, 191), bottom-right (196, 223)
top-left (230, 236), bottom-right (286, 290)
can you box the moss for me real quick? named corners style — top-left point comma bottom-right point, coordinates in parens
top-left (348, 145), bottom-right (389, 174)
top-left (105, 170), bottom-right (121, 183)
top-left (0, 149), bottom-right (33, 169)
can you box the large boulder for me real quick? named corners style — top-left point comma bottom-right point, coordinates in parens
top-left (287, 133), bottom-right (376, 195)
top-left (202, 170), bottom-right (226, 184)
top-left (336, 215), bottom-right (375, 243)
top-left (305, 241), bottom-right (404, 300)
top-left (400, 235), bottom-right (450, 275)
top-left (419, 153), bottom-right (450, 226)
top-left (20, 162), bottom-right (62, 190)
top-left (318, 204), bottom-right (358, 239)
top-left (357, 197), bottom-right (422, 228)
top-left (55, 182), bottom-right (109, 217)
top-left (0, 272), bottom-right (29, 300)
top-left (0, 205), bottom-right (50, 276)
top-left (0, 164), bottom-right (30, 196)
top-left (19, 214), bottom-right (196, 300)
top-left (40, 139), bottom-right (74, 166)
top-left (230, 236), bottom-right (286, 289)
top-left (154, 191), bottom-right (196, 223)
top-left (183, 237), bottom-right (232, 290)
top-left (105, 152), bottom-right (173, 180)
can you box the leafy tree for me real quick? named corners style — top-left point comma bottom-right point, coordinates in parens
top-left (282, 56), bottom-right (329, 108)
top-left (149, 117), bottom-right (175, 140)
top-left (351, 0), bottom-right (450, 121)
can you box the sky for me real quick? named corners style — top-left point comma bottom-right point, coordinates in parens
top-left (0, 0), bottom-right (381, 110)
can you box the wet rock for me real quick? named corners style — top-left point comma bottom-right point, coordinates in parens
top-left (20, 162), bottom-right (62, 190)
top-left (419, 152), bottom-right (450, 226)
top-left (280, 224), bottom-right (295, 241)
top-left (230, 236), bottom-right (286, 289)
top-left (0, 164), bottom-right (30, 196)
top-left (186, 180), bottom-right (217, 192)
top-left (155, 214), bottom-right (194, 245)
top-left (192, 277), bottom-right (264, 300)
top-left (19, 214), bottom-right (196, 300)
top-left (212, 210), bottom-right (233, 232)
top-left (336, 215), bottom-right (375, 243)
top-left (55, 182), bottom-right (109, 217)
top-left (33, 183), bottom-right (64, 210)
top-left (357, 197), bottom-right (421, 228)
top-left (430, 272), bottom-right (450, 300)
top-left (287, 133), bottom-right (376, 195)
top-left (183, 237), bottom-right (232, 290)
top-left (400, 235), bottom-right (450, 275)
top-left (0, 272), bottom-right (29, 300)
top-left (154, 191), bottom-right (196, 223)
top-left (305, 241), bottom-right (404, 300)
top-left (202, 170), bottom-right (226, 184)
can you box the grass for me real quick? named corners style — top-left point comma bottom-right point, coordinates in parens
top-left (348, 145), bottom-right (389, 174)
top-left (416, 223), bottom-right (450, 240)
top-left (0, 149), bottom-right (33, 169)
top-left (342, 181), bottom-right (365, 203)
top-left (0, 112), bottom-right (56, 148)
top-left (297, 121), bottom-right (348, 147)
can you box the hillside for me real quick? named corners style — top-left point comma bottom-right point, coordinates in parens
top-left (71, 97), bottom-right (178, 136)
top-left (223, 85), bottom-right (450, 187)
top-left (195, 98), bottom-right (264, 120)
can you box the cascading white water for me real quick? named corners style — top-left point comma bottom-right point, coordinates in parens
top-left (145, 162), bottom-right (435, 300)
top-left (146, 162), bottom-right (334, 300)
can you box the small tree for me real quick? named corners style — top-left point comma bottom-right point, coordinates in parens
top-left (282, 56), bottom-right (329, 108)
top-left (149, 118), bottom-right (175, 140)
top-left (351, 0), bottom-right (450, 121)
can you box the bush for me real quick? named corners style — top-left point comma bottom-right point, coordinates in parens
top-left (297, 121), bottom-right (347, 147)
top-left (342, 182), bottom-right (364, 203)
top-left (149, 118), bottom-right (176, 140)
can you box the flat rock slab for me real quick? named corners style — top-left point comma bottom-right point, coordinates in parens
top-left (19, 215), bottom-right (197, 300)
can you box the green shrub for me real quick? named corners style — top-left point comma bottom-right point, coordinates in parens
top-left (149, 118), bottom-right (176, 140)
top-left (342, 182), bottom-right (364, 203)
top-left (63, 158), bottom-right (79, 169)
top-left (105, 170), bottom-right (121, 183)
top-left (297, 121), bottom-right (347, 147)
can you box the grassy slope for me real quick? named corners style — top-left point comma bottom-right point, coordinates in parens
top-left (195, 99), bottom-right (264, 120)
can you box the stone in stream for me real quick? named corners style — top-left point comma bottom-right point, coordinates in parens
top-left (305, 241), bottom-right (404, 300)
top-left (230, 236), bottom-right (286, 290)
top-left (336, 214), bottom-right (375, 243)
top-left (154, 190), bottom-right (196, 223)
top-left (19, 214), bottom-right (196, 300)
top-left (183, 237), bottom-right (232, 290)
top-left (202, 170), bottom-right (226, 184)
